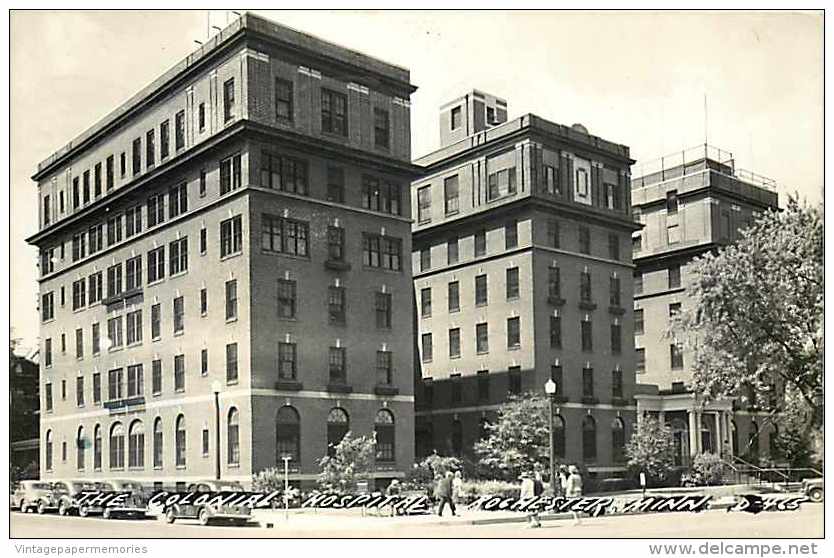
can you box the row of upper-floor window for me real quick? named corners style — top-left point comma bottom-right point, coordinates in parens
top-left (418, 266), bottom-right (626, 317)
top-left (416, 220), bottom-right (624, 274)
top-left (419, 313), bottom-right (625, 361)
top-left (633, 264), bottom-right (682, 296)
top-left (634, 343), bottom-right (685, 375)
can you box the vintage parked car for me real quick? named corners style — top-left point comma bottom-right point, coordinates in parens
top-left (96, 479), bottom-right (149, 519)
top-left (11, 480), bottom-right (58, 514)
top-left (52, 480), bottom-right (99, 516)
top-left (162, 480), bottom-right (252, 526)
top-left (802, 478), bottom-right (823, 502)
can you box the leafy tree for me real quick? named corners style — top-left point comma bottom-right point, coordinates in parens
top-left (691, 453), bottom-right (725, 485)
top-left (772, 394), bottom-right (822, 467)
top-left (403, 452), bottom-right (462, 491)
top-left (626, 416), bottom-right (676, 484)
top-left (474, 392), bottom-right (551, 480)
top-left (317, 432), bottom-right (376, 492)
top-left (670, 197), bottom-right (823, 434)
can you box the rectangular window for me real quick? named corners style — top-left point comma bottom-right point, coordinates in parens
top-left (202, 429), bottom-right (210, 457)
top-left (608, 233), bottom-right (620, 260)
top-left (451, 106), bottom-right (462, 129)
top-left (72, 177), bottom-right (80, 209)
top-left (421, 333), bottom-right (433, 362)
top-left (147, 246), bottom-right (165, 283)
top-left (125, 256), bottom-right (142, 291)
top-left (132, 138), bottom-right (141, 176)
top-left (127, 364), bottom-right (143, 398)
top-left (72, 278), bottom-right (86, 310)
top-left (376, 351), bottom-right (393, 385)
top-left (609, 276), bottom-right (621, 307)
top-left (476, 322), bottom-right (489, 354)
top-left (448, 328), bottom-right (461, 358)
top-left (581, 319), bottom-right (593, 351)
top-left (146, 130), bottom-right (155, 167)
top-left (277, 279), bottom-right (297, 319)
top-left (475, 274), bottom-right (488, 306)
top-left (550, 315), bottom-right (562, 348)
top-left (551, 365), bottom-right (563, 396)
top-left (93, 373), bottom-right (101, 404)
top-left (200, 227), bottom-right (207, 254)
top-left (276, 78), bottom-right (294, 121)
top-left (151, 304), bottom-right (161, 340)
top-left (635, 308), bottom-right (645, 335)
top-left (362, 233), bottom-right (402, 271)
top-left (147, 194), bottom-right (165, 227)
top-left (444, 175), bottom-right (459, 215)
top-left (120, 152), bottom-right (126, 177)
top-left (375, 292), bottom-right (392, 328)
top-left (88, 224), bottom-right (103, 254)
top-left (198, 104), bottom-right (205, 132)
top-left (420, 248), bottom-right (431, 272)
top-left (478, 371), bottom-right (489, 402)
top-left (544, 164), bottom-right (559, 195)
top-left (668, 265), bottom-right (681, 289)
top-left (106, 155), bottom-right (114, 191)
top-left (199, 169), bottom-right (206, 197)
top-left (152, 360), bottom-right (162, 394)
top-left (107, 214), bottom-right (123, 246)
top-left (226, 343), bottom-right (238, 383)
top-left (44, 338), bottom-right (52, 367)
top-left (505, 220), bottom-right (518, 249)
top-left (174, 354), bottom-right (185, 392)
top-left (71, 233), bottom-right (86, 261)
top-left (107, 316), bottom-right (123, 348)
top-left (417, 186), bottom-right (431, 224)
top-left (321, 88), bottom-right (348, 136)
top-left (83, 170), bottom-right (90, 204)
top-left (169, 238), bottom-right (188, 275)
top-left (220, 154), bottom-right (241, 195)
top-left (612, 370), bottom-right (624, 399)
top-left (326, 166), bottom-right (344, 203)
top-left (41, 292), bottom-right (54, 321)
top-left (508, 366), bottom-right (521, 395)
top-left (374, 107), bottom-right (390, 148)
top-left (487, 168), bottom-right (517, 200)
top-left (327, 226), bottom-right (345, 261)
top-left (579, 226), bottom-right (591, 254)
top-left (580, 270), bottom-right (592, 303)
top-left (220, 215), bottom-right (243, 257)
top-left (278, 342), bottom-right (297, 379)
top-left (670, 343), bottom-right (684, 369)
top-left (636, 348), bottom-right (646, 374)
top-left (223, 78), bottom-right (235, 121)
top-left (447, 237), bottom-right (459, 265)
top-left (125, 205), bottom-right (142, 238)
top-left (329, 347), bottom-right (346, 383)
top-left (611, 322), bottom-right (622, 354)
top-left (420, 287), bottom-right (432, 317)
top-left (173, 297), bottom-right (184, 334)
top-left (666, 190), bottom-right (678, 214)
top-left (168, 183), bottom-right (188, 218)
top-left (108, 368), bottom-right (124, 401)
top-left (201, 349), bottom-right (208, 376)
top-left (106, 263), bottom-right (123, 298)
top-left (475, 230), bottom-right (486, 257)
top-left (175, 110), bottom-right (185, 150)
top-left (45, 383), bottom-right (53, 411)
top-left (160, 120), bottom-right (170, 159)
top-left (548, 267), bottom-right (561, 300)
top-left (126, 310), bottom-right (143, 345)
top-left (667, 224), bottom-right (680, 244)
top-left (200, 288), bottom-right (207, 315)
top-left (361, 176), bottom-right (401, 215)
top-left (260, 152), bottom-right (309, 195)
top-left (506, 267), bottom-right (519, 300)
top-left (261, 214), bottom-right (309, 256)
top-left (507, 317), bottom-right (521, 349)
top-left (448, 281), bottom-right (460, 312)
top-left (583, 367), bottom-right (594, 398)
top-left (94, 162), bottom-right (102, 197)
top-left (634, 271), bottom-right (643, 295)
top-left (547, 220), bottom-right (560, 248)
top-left (92, 323), bottom-right (100, 355)
top-left (328, 286), bottom-right (345, 325)
top-left (225, 280), bottom-right (238, 320)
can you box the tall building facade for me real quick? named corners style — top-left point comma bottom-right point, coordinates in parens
top-left (412, 91), bottom-right (639, 478)
top-left (631, 145), bottom-right (780, 467)
top-left (27, 13), bottom-right (419, 489)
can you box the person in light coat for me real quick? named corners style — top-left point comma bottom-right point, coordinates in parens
top-left (565, 464), bottom-right (584, 525)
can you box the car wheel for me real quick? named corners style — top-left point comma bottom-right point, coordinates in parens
top-left (79, 506), bottom-right (89, 518)
top-left (102, 508), bottom-right (111, 520)
top-left (198, 508), bottom-right (210, 526)
top-left (58, 501), bottom-right (69, 516)
top-left (164, 507), bottom-right (177, 524)
top-left (37, 500), bottom-right (48, 515)
top-left (809, 488), bottom-right (823, 503)
top-left (19, 499), bottom-right (28, 513)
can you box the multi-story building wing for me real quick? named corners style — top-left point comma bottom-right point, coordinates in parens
top-left (631, 145), bottom-right (780, 467)
top-left (28, 13), bottom-right (419, 489)
top-left (412, 91), bottom-right (639, 478)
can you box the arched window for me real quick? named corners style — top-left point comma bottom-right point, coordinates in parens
top-left (451, 419), bottom-right (462, 457)
top-left (582, 415), bottom-right (597, 461)
top-left (175, 415), bottom-right (186, 467)
top-left (228, 407), bottom-right (240, 465)
top-left (326, 408), bottom-right (349, 457)
top-left (375, 409), bottom-right (395, 463)
top-left (612, 417), bottom-right (626, 462)
top-left (93, 425), bottom-right (102, 470)
top-left (748, 421), bottom-right (759, 458)
top-left (276, 406), bottom-right (300, 465)
top-left (76, 426), bottom-right (85, 471)
top-left (109, 422), bottom-right (125, 469)
top-left (153, 418), bottom-right (163, 468)
top-left (553, 415), bottom-right (566, 458)
top-left (128, 420), bottom-right (144, 469)
top-left (45, 430), bottom-right (53, 471)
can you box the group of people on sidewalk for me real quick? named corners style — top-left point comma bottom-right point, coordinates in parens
top-left (522, 464), bottom-right (584, 529)
top-left (433, 470), bottom-right (464, 517)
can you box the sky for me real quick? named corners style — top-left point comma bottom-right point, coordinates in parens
top-left (9, 10), bottom-right (823, 351)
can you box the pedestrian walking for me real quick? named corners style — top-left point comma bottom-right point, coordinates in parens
top-left (386, 479), bottom-right (402, 516)
top-left (559, 465), bottom-right (569, 497)
top-left (431, 473), bottom-right (443, 514)
top-left (452, 470), bottom-right (464, 507)
top-left (520, 471), bottom-right (542, 528)
top-left (565, 464), bottom-right (584, 525)
top-left (436, 471), bottom-right (457, 517)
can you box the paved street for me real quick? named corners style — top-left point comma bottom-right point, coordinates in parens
top-left (10, 503), bottom-right (823, 538)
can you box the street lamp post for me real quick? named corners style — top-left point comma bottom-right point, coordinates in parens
top-left (544, 379), bottom-right (557, 496)
top-left (212, 381), bottom-right (221, 481)
top-left (282, 455), bottom-right (292, 521)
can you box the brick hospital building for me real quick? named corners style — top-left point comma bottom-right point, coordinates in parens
top-left (28, 13), bottom-right (419, 489)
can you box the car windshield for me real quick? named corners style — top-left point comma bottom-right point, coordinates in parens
top-left (97, 482), bottom-right (115, 491)
top-left (29, 483), bottom-right (52, 490)
top-left (120, 482), bottom-right (144, 491)
top-left (213, 482), bottom-right (244, 491)
top-left (72, 482), bottom-right (96, 491)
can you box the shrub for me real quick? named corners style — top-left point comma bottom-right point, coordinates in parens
top-left (457, 479), bottom-right (520, 504)
top-left (402, 453), bottom-right (462, 492)
top-left (692, 452), bottom-right (725, 486)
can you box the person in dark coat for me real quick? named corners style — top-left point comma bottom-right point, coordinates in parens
top-left (436, 471), bottom-right (457, 517)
